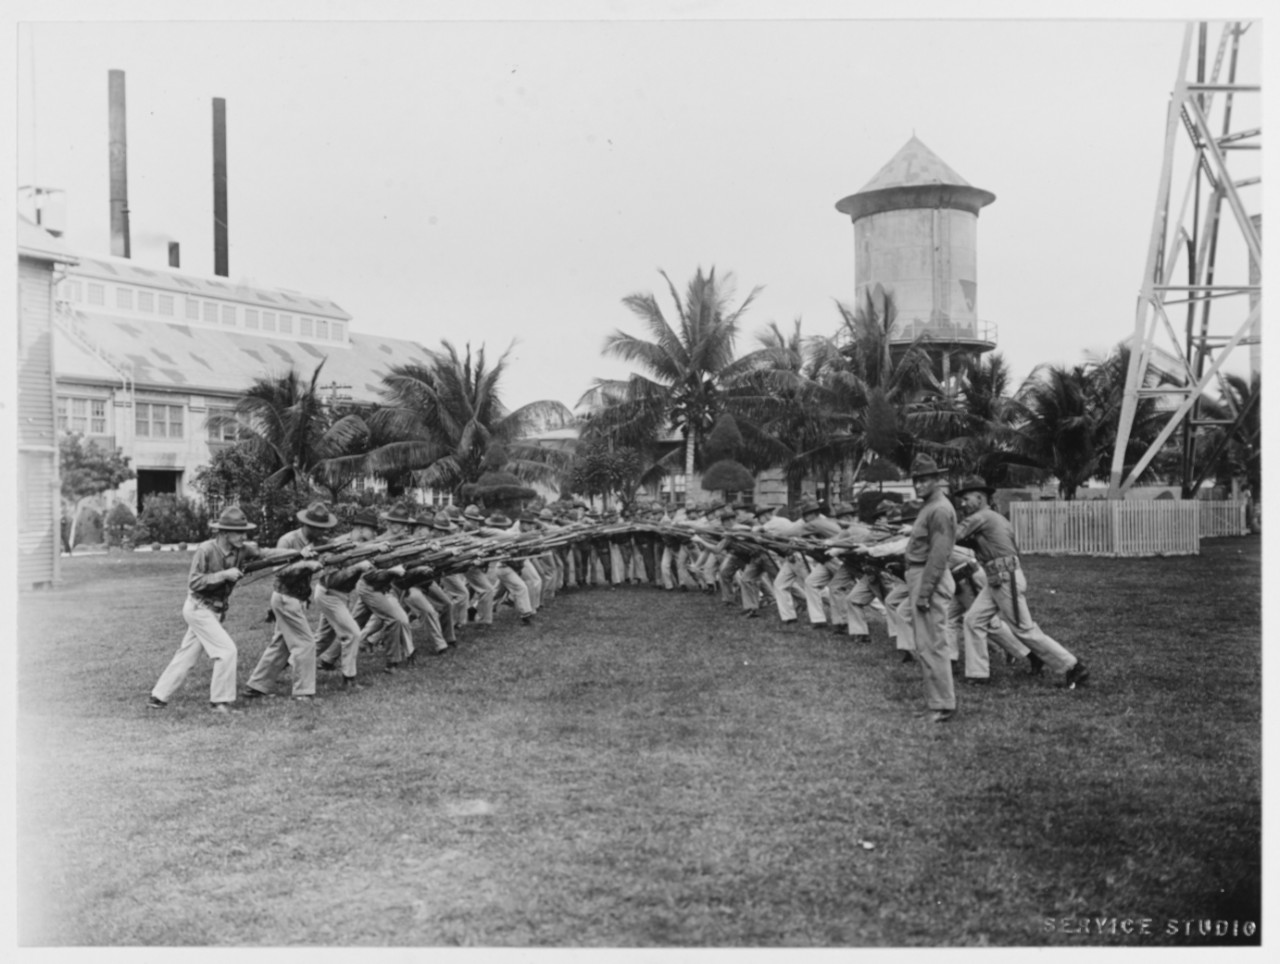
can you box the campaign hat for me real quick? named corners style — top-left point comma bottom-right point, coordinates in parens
top-left (432, 512), bottom-right (458, 533)
top-left (953, 476), bottom-right (997, 498)
top-left (753, 504), bottom-right (775, 518)
top-left (485, 511), bottom-right (513, 527)
top-left (210, 505), bottom-right (257, 531)
top-left (295, 501), bottom-right (339, 529)
top-left (350, 507), bottom-right (380, 529)
top-left (462, 504), bottom-right (485, 522)
top-left (909, 454), bottom-right (948, 478)
top-left (832, 502), bottom-right (858, 518)
top-left (797, 499), bottom-right (822, 517)
top-left (381, 501), bottom-right (417, 524)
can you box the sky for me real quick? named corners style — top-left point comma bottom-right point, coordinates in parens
top-left (11, 1), bottom-right (1267, 416)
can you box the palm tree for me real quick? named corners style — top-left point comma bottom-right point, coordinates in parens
top-left (800, 287), bottom-right (940, 489)
top-left (213, 360), bottom-right (368, 498)
top-left (1189, 372), bottom-right (1260, 501)
top-left (578, 267), bottom-right (778, 482)
top-left (358, 340), bottom-right (572, 497)
top-left (1015, 344), bottom-right (1172, 499)
top-left (914, 352), bottom-right (1041, 486)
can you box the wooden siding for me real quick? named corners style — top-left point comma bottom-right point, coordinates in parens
top-left (18, 256), bottom-right (60, 589)
top-left (1011, 501), bottom-right (1200, 557)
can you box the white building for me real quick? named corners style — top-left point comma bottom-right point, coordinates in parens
top-left (52, 251), bottom-right (437, 509)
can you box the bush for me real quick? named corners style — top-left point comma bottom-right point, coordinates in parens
top-left (104, 502), bottom-right (138, 548)
top-left (134, 494), bottom-right (210, 545)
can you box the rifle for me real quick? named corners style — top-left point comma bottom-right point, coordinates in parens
top-left (240, 534), bottom-right (421, 575)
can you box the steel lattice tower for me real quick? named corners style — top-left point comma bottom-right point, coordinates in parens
top-left (1107, 21), bottom-right (1261, 499)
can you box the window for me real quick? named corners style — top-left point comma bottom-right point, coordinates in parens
top-left (135, 403), bottom-right (184, 439)
top-left (299, 316), bottom-right (314, 337)
top-left (221, 305), bottom-right (236, 326)
top-left (428, 489), bottom-right (454, 508)
top-left (245, 309), bottom-right (259, 330)
top-left (316, 319), bottom-right (329, 340)
top-left (91, 400), bottom-right (106, 435)
top-left (185, 298), bottom-right (200, 321)
top-left (138, 290), bottom-right (154, 313)
top-left (206, 410), bottom-right (243, 442)
top-left (262, 311), bottom-right (276, 331)
top-left (58, 396), bottom-right (89, 434)
top-left (203, 302), bottom-right (217, 324)
top-left (158, 294), bottom-right (175, 317)
top-left (667, 474), bottom-right (688, 506)
top-left (116, 287), bottom-right (133, 310)
top-left (88, 283), bottom-right (105, 306)
top-left (279, 313), bottom-right (293, 334)
top-left (332, 321), bottom-right (345, 342)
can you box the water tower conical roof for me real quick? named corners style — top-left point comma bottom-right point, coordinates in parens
top-left (836, 135), bottom-right (995, 221)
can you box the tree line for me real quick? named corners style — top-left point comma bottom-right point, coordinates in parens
top-left (59, 264), bottom-right (1261, 546)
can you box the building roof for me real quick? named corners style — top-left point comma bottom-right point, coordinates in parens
top-left (55, 308), bottom-right (436, 401)
top-left (835, 135), bottom-right (996, 221)
top-left (18, 213), bottom-right (79, 264)
top-left (856, 135), bottom-right (976, 193)
top-left (69, 253), bottom-right (351, 321)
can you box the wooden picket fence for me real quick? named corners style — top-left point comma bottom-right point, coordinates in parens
top-left (1198, 500), bottom-right (1249, 538)
top-left (1010, 501), bottom-right (1201, 557)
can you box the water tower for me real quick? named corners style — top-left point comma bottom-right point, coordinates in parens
top-left (835, 135), bottom-right (997, 382)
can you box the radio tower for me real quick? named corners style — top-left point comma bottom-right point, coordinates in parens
top-left (1108, 21), bottom-right (1261, 499)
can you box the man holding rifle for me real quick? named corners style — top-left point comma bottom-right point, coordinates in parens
top-left (953, 476), bottom-right (1091, 690)
top-left (147, 506), bottom-right (308, 713)
top-left (241, 501), bottom-right (336, 703)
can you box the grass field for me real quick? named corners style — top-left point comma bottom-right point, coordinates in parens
top-left (16, 538), bottom-right (1262, 947)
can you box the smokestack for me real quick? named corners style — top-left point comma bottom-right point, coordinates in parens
top-left (108, 69), bottom-right (130, 258)
top-left (213, 97), bottom-right (228, 277)
top-left (168, 242), bottom-right (181, 268)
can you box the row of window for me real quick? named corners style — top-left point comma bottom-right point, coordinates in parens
top-left (57, 397), bottom-right (107, 435)
top-left (62, 280), bottom-right (347, 342)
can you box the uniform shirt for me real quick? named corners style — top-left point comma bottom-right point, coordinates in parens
top-left (955, 506), bottom-right (1020, 565)
top-left (903, 489), bottom-right (957, 601)
top-left (188, 537), bottom-right (262, 611)
top-left (800, 514), bottom-right (841, 539)
top-left (273, 528), bottom-right (317, 600)
top-left (318, 531), bottom-right (372, 593)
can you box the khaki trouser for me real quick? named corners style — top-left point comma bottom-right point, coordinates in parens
top-left (465, 567), bottom-right (496, 624)
top-left (844, 573), bottom-right (878, 635)
top-left (964, 567), bottom-right (1076, 674)
top-left (907, 566), bottom-right (956, 711)
top-left (771, 555), bottom-right (809, 621)
top-left (315, 586), bottom-right (362, 677)
top-left (356, 585), bottom-right (413, 665)
top-left (739, 555), bottom-right (777, 611)
top-left (152, 596), bottom-right (239, 705)
top-left (884, 577), bottom-right (912, 649)
top-left (492, 563), bottom-right (534, 615)
top-left (804, 560), bottom-right (856, 626)
top-left (246, 591), bottom-right (318, 696)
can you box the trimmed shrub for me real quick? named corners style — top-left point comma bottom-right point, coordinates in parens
top-left (104, 502), bottom-right (137, 548)
top-left (135, 494), bottom-right (210, 545)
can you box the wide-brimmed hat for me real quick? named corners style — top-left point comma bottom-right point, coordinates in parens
top-left (909, 454), bottom-right (948, 479)
top-left (953, 476), bottom-right (996, 498)
top-left (538, 508), bottom-right (555, 522)
top-left (485, 511), bottom-right (513, 527)
top-left (753, 504), bottom-right (775, 518)
top-left (381, 501), bottom-right (416, 524)
top-left (350, 507), bottom-right (380, 529)
top-left (832, 502), bottom-right (858, 518)
top-left (888, 503), bottom-right (921, 524)
top-left (296, 501), bottom-right (339, 529)
top-left (410, 511), bottom-right (436, 528)
top-left (463, 504), bottom-right (485, 522)
top-left (519, 511), bottom-right (540, 524)
top-left (797, 499), bottom-right (821, 517)
top-left (443, 504), bottom-right (464, 520)
top-left (210, 505), bottom-right (257, 531)
top-left (719, 506), bottom-right (737, 520)
top-left (432, 512), bottom-right (457, 533)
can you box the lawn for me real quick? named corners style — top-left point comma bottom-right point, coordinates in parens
top-left (16, 538), bottom-right (1262, 947)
